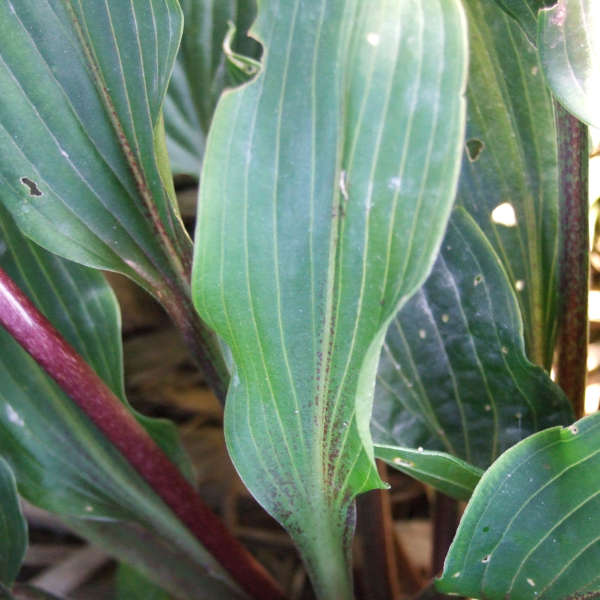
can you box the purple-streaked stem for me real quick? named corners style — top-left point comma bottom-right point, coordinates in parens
top-left (555, 102), bottom-right (589, 419)
top-left (0, 265), bottom-right (285, 600)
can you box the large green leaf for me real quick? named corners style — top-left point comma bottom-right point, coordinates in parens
top-left (372, 210), bottom-right (573, 480)
top-left (0, 204), bottom-right (239, 599)
top-left (538, 0), bottom-right (600, 129)
top-left (459, 0), bottom-right (560, 370)
top-left (0, 0), bottom-right (190, 293)
top-left (192, 0), bottom-right (468, 597)
top-left (438, 411), bottom-right (600, 599)
top-left (164, 0), bottom-right (259, 176)
top-left (0, 457), bottom-right (26, 588)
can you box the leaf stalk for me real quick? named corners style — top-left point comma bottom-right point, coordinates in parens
top-left (555, 102), bottom-right (589, 418)
top-left (0, 266), bottom-right (285, 600)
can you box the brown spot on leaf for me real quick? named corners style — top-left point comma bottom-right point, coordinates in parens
top-left (20, 177), bottom-right (42, 197)
top-left (466, 138), bottom-right (484, 162)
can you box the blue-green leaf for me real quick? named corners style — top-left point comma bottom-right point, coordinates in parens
top-left (372, 210), bottom-right (572, 482)
top-left (192, 1), bottom-right (468, 597)
top-left (438, 412), bottom-right (600, 599)
top-left (0, 0), bottom-right (189, 293)
top-left (374, 445), bottom-right (483, 501)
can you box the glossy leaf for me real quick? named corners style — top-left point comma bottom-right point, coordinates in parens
top-left (192, 0), bottom-right (468, 597)
top-left (0, 204), bottom-right (238, 598)
top-left (374, 445), bottom-right (483, 501)
top-left (459, 0), bottom-right (560, 370)
top-left (372, 210), bottom-right (573, 478)
top-left (438, 412), bottom-right (600, 599)
top-left (0, 457), bottom-right (26, 588)
top-left (164, 0), bottom-right (260, 175)
top-left (0, 0), bottom-right (190, 293)
top-left (539, 0), bottom-right (600, 129)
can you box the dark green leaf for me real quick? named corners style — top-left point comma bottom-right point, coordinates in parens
top-left (0, 202), bottom-right (191, 480)
top-left (539, 0), bottom-right (600, 129)
top-left (192, 1), bottom-right (468, 596)
top-left (164, 0), bottom-right (260, 175)
top-left (0, 0), bottom-right (190, 293)
top-left (374, 445), bottom-right (483, 501)
top-left (115, 563), bottom-right (171, 600)
top-left (0, 204), bottom-right (238, 598)
top-left (0, 457), bottom-right (27, 588)
top-left (459, 0), bottom-right (561, 370)
top-left (438, 412), bottom-right (600, 600)
top-left (492, 1), bottom-right (554, 43)
top-left (372, 210), bottom-right (573, 478)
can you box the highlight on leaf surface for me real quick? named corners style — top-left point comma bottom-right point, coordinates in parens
top-left (192, 0), bottom-right (468, 597)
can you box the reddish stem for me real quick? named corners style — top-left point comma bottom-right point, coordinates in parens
top-left (356, 462), bottom-right (402, 600)
top-left (0, 266), bottom-right (285, 600)
top-left (555, 103), bottom-right (589, 419)
top-left (430, 492), bottom-right (460, 600)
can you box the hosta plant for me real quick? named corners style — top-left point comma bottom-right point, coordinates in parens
top-left (0, 0), bottom-right (597, 599)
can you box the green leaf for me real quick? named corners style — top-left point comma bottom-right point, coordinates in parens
top-left (539, 0), bottom-right (600, 129)
top-left (437, 412), bottom-right (600, 599)
top-left (0, 204), bottom-right (238, 599)
top-left (458, 0), bottom-right (561, 370)
top-left (0, 0), bottom-right (189, 293)
top-left (0, 457), bottom-right (27, 588)
top-left (192, 1), bottom-right (468, 597)
top-left (374, 445), bottom-right (483, 501)
top-left (115, 563), bottom-right (171, 600)
top-left (492, 1), bottom-right (554, 43)
top-left (371, 210), bottom-right (573, 479)
top-left (164, 0), bottom-right (260, 175)
top-left (0, 202), bottom-right (191, 480)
